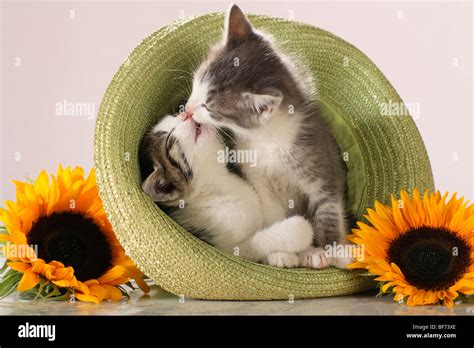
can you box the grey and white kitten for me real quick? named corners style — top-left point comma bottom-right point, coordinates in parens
top-left (140, 112), bottom-right (314, 267)
top-left (186, 5), bottom-right (352, 268)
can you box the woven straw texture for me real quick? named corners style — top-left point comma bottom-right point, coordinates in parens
top-left (94, 13), bottom-right (434, 300)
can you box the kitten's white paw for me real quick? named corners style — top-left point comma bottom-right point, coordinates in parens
top-left (267, 252), bottom-right (299, 268)
top-left (284, 216), bottom-right (314, 253)
top-left (298, 247), bottom-right (329, 269)
top-left (330, 256), bottom-right (355, 269)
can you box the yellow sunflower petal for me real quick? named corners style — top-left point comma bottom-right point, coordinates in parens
top-left (7, 230), bottom-right (28, 245)
top-left (75, 281), bottom-right (90, 295)
top-left (390, 194), bottom-right (409, 233)
top-left (101, 284), bottom-right (123, 301)
top-left (52, 279), bottom-right (77, 288)
top-left (399, 190), bottom-right (420, 227)
top-left (127, 266), bottom-right (150, 293)
top-left (0, 210), bottom-right (22, 234)
top-left (443, 296), bottom-right (454, 307)
top-left (413, 290), bottom-right (426, 305)
top-left (52, 267), bottom-right (75, 281)
top-left (7, 262), bottom-right (31, 272)
top-left (75, 292), bottom-right (100, 304)
top-left (365, 209), bottom-right (398, 239)
top-left (31, 259), bottom-right (48, 273)
top-left (381, 282), bottom-right (394, 293)
top-left (17, 269), bottom-right (40, 291)
top-left (88, 284), bottom-right (107, 303)
top-left (34, 170), bottom-right (50, 200)
top-left (425, 290), bottom-right (438, 304)
top-left (98, 265), bottom-right (126, 284)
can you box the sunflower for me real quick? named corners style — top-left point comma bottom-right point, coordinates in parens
top-left (348, 189), bottom-right (474, 307)
top-left (0, 165), bottom-right (150, 303)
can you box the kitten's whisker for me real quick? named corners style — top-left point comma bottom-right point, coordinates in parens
top-left (207, 126), bottom-right (226, 146)
top-left (165, 68), bottom-right (194, 79)
top-left (172, 80), bottom-right (192, 100)
top-left (212, 127), bottom-right (226, 144)
top-left (171, 74), bottom-right (194, 101)
top-left (215, 125), bottom-right (237, 144)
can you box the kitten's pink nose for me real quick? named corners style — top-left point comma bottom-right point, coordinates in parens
top-left (182, 111), bottom-right (192, 121)
top-left (185, 100), bottom-right (197, 114)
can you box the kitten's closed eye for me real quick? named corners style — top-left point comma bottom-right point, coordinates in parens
top-left (154, 179), bottom-right (176, 195)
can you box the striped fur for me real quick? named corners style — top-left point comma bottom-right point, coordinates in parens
top-left (140, 114), bottom-right (314, 267)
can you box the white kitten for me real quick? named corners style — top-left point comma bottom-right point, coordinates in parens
top-left (141, 113), bottom-right (313, 267)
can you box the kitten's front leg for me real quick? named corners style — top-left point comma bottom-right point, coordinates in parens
top-left (265, 252), bottom-right (299, 268)
top-left (238, 215), bottom-right (313, 267)
top-left (298, 246), bottom-right (354, 269)
top-left (300, 195), bottom-right (355, 269)
top-left (298, 247), bottom-right (329, 269)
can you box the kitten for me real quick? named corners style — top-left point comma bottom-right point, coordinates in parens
top-left (185, 5), bottom-right (353, 269)
top-left (140, 112), bottom-right (314, 267)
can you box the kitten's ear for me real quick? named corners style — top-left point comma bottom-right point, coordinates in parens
top-left (243, 90), bottom-right (283, 124)
top-left (142, 169), bottom-right (180, 203)
top-left (225, 4), bottom-right (254, 47)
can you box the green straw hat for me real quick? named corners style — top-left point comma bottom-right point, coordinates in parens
top-left (94, 13), bottom-right (434, 300)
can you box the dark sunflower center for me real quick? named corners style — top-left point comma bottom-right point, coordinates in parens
top-left (387, 226), bottom-right (471, 290)
top-left (27, 212), bottom-right (112, 281)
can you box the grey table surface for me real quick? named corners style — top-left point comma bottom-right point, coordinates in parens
top-left (0, 282), bottom-right (473, 316)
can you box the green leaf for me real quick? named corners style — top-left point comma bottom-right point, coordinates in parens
top-left (374, 282), bottom-right (394, 298)
top-left (456, 293), bottom-right (474, 303)
top-left (0, 226), bottom-right (7, 247)
top-left (117, 285), bottom-right (131, 299)
top-left (18, 279), bottom-right (73, 302)
top-left (0, 259), bottom-right (9, 276)
top-left (0, 269), bottom-right (22, 299)
top-left (354, 270), bottom-right (376, 277)
top-left (123, 281), bottom-right (135, 290)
